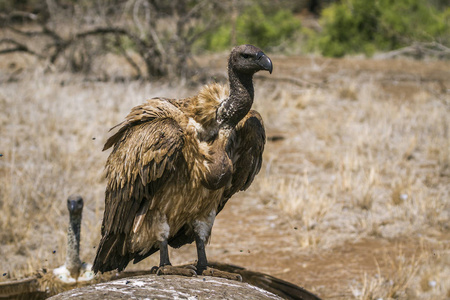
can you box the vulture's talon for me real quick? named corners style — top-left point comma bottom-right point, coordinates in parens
top-left (185, 264), bottom-right (197, 271)
top-left (202, 267), bottom-right (242, 282)
top-left (156, 265), bottom-right (197, 277)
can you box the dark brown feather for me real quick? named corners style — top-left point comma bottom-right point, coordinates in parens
top-left (218, 110), bottom-right (265, 213)
top-left (226, 110), bottom-right (265, 195)
top-left (93, 99), bottom-right (186, 273)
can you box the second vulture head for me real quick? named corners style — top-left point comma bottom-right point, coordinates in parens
top-left (67, 194), bottom-right (84, 216)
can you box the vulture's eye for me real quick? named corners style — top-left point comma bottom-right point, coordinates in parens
top-left (241, 53), bottom-right (252, 59)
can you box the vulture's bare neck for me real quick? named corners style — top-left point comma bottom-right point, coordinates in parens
top-left (66, 213), bottom-right (82, 277)
top-left (217, 66), bottom-right (254, 128)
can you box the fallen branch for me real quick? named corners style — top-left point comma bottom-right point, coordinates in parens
top-left (375, 42), bottom-right (450, 60)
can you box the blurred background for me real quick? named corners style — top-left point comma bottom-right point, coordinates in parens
top-left (0, 1), bottom-right (449, 299)
top-left (1, 0), bottom-right (448, 80)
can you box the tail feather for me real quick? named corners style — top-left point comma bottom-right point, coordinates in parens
top-left (207, 262), bottom-right (322, 300)
top-left (92, 233), bottom-right (131, 273)
top-left (131, 247), bottom-right (159, 264)
top-left (93, 233), bottom-right (162, 271)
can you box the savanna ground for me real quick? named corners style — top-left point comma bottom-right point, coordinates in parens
top-left (0, 50), bottom-right (449, 299)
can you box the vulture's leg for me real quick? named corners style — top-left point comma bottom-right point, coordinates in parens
top-left (159, 239), bottom-right (171, 267)
top-left (194, 232), bottom-right (208, 274)
top-left (194, 212), bottom-right (242, 281)
top-left (192, 212), bottom-right (215, 274)
top-left (194, 231), bottom-right (242, 281)
top-left (153, 238), bottom-right (196, 277)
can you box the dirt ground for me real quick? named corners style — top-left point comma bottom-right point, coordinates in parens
top-left (117, 55), bottom-right (450, 299)
top-left (0, 51), bottom-right (449, 299)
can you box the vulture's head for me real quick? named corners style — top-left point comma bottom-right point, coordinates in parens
top-left (67, 194), bottom-right (84, 216)
top-left (229, 45), bottom-right (273, 75)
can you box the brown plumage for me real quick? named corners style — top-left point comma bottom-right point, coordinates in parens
top-left (92, 45), bottom-right (273, 276)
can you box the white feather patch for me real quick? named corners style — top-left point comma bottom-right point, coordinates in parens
top-left (188, 117), bottom-right (204, 133)
top-left (156, 215), bottom-right (170, 241)
top-left (193, 209), bottom-right (216, 241)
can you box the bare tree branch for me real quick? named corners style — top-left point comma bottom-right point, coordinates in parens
top-left (0, 11), bottom-right (38, 22)
top-left (48, 27), bottom-right (135, 64)
top-left (0, 0), bottom-right (229, 80)
top-left (5, 25), bottom-right (49, 37)
top-left (105, 17), bottom-right (143, 79)
top-left (0, 38), bottom-right (46, 58)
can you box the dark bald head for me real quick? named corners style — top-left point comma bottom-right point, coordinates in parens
top-left (67, 194), bottom-right (84, 216)
top-left (229, 45), bottom-right (273, 75)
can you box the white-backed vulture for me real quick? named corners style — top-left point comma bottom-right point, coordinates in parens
top-left (92, 45), bottom-right (273, 278)
top-left (52, 194), bottom-right (93, 283)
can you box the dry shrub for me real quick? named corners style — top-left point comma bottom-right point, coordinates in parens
top-left (257, 171), bottom-right (333, 232)
top-left (351, 250), bottom-right (421, 299)
top-left (416, 250), bottom-right (450, 298)
top-left (352, 247), bottom-right (450, 300)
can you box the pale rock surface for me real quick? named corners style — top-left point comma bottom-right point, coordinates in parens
top-left (48, 275), bottom-right (283, 300)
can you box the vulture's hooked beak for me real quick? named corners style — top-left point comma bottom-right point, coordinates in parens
top-left (256, 51), bottom-right (273, 74)
top-left (68, 200), bottom-right (82, 214)
top-left (68, 201), bottom-right (77, 213)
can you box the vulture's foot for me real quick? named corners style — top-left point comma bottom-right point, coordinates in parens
top-left (153, 265), bottom-right (197, 277)
top-left (202, 267), bottom-right (243, 282)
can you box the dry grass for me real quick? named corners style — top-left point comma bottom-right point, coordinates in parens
top-left (0, 53), bottom-right (449, 299)
top-left (0, 66), bottom-right (188, 278)
top-left (350, 246), bottom-right (450, 300)
top-left (249, 55), bottom-right (449, 297)
top-left (352, 250), bottom-right (423, 300)
top-left (253, 59), bottom-right (449, 241)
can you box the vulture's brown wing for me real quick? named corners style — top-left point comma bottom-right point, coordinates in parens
top-left (93, 99), bottom-right (187, 273)
top-left (166, 110), bottom-right (265, 249)
top-left (220, 110), bottom-right (265, 213)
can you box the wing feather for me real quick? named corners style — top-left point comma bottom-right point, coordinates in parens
top-left (93, 98), bottom-right (187, 273)
top-left (167, 110), bottom-right (265, 250)
top-left (221, 110), bottom-right (265, 212)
